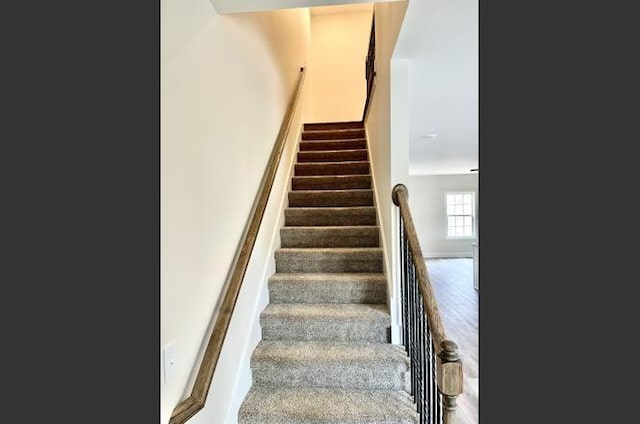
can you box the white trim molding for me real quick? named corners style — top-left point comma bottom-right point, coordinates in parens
top-left (424, 252), bottom-right (472, 259)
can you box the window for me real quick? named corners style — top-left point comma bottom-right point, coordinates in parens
top-left (446, 192), bottom-right (475, 238)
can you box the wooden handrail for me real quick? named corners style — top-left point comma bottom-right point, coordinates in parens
top-left (392, 183), bottom-right (446, 351)
top-left (392, 183), bottom-right (463, 423)
top-left (169, 67), bottom-right (307, 424)
top-left (362, 12), bottom-right (376, 122)
top-left (362, 73), bottom-right (376, 123)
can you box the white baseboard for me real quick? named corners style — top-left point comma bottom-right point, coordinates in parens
top-left (424, 252), bottom-right (472, 258)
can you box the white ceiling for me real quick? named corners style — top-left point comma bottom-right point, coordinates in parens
top-left (210, 0), bottom-right (478, 176)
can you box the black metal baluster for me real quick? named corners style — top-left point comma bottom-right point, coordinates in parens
top-left (432, 333), bottom-right (436, 423)
top-left (424, 295), bottom-right (429, 423)
top-left (425, 313), bottom-right (430, 423)
top-left (404, 229), bottom-right (410, 372)
top-left (414, 262), bottom-right (422, 422)
top-left (430, 329), bottom-right (434, 423)
top-left (411, 262), bottom-right (420, 403)
top-left (437, 386), bottom-right (442, 424)
top-left (420, 294), bottom-right (426, 424)
top-left (416, 289), bottom-right (422, 421)
top-left (409, 259), bottom-right (416, 400)
top-left (407, 225), bottom-right (415, 401)
top-left (423, 302), bottom-right (433, 424)
top-left (403, 222), bottom-right (409, 352)
top-left (420, 296), bottom-right (424, 423)
top-left (404, 224), bottom-right (410, 353)
top-left (434, 337), bottom-right (441, 423)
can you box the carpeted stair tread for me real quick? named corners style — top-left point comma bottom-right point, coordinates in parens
top-left (288, 189), bottom-right (373, 207)
top-left (260, 303), bottom-right (390, 342)
top-left (239, 386), bottom-right (419, 424)
top-left (291, 175), bottom-right (371, 190)
top-left (297, 149), bottom-right (368, 162)
top-left (280, 226), bottom-right (379, 248)
top-left (268, 272), bottom-right (387, 304)
top-left (295, 161), bottom-right (370, 176)
top-left (275, 247), bottom-right (383, 273)
top-left (250, 340), bottom-right (410, 390)
top-left (299, 139), bottom-right (367, 151)
top-left (285, 207), bottom-right (377, 226)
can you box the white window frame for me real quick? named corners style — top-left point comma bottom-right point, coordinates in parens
top-left (445, 191), bottom-right (476, 239)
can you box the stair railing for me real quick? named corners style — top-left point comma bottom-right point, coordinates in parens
top-left (362, 11), bottom-right (376, 121)
top-left (169, 67), bottom-right (307, 424)
top-left (392, 184), bottom-right (463, 424)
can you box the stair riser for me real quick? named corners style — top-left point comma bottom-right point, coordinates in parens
top-left (304, 121), bottom-right (364, 131)
top-left (285, 208), bottom-right (377, 226)
top-left (299, 139), bottom-right (367, 151)
top-left (297, 150), bottom-right (368, 162)
top-left (275, 260), bottom-right (383, 273)
top-left (251, 363), bottom-right (408, 390)
top-left (302, 129), bottom-right (366, 140)
top-left (280, 227), bottom-right (379, 248)
top-left (292, 175), bottom-right (371, 191)
top-left (289, 191), bottom-right (373, 207)
top-left (295, 162), bottom-right (370, 176)
top-left (261, 318), bottom-right (389, 342)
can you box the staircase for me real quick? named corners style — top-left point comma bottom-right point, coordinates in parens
top-left (238, 121), bottom-right (419, 424)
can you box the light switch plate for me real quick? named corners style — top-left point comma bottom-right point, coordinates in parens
top-left (163, 340), bottom-right (176, 382)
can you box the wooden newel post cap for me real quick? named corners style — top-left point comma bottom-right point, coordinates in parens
top-left (439, 340), bottom-right (459, 362)
top-left (392, 184), bottom-right (408, 206)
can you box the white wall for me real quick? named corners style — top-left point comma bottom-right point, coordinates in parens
top-left (364, 0), bottom-right (408, 343)
top-left (394, 0), bottom-right (479, 175)
top-left (191, 80), bottom-right (310, 424)
top-left (408, 174), bottom-right (478, 257)
top-left (161, 0), bottom-right (310, 423)
top-left (310, 8), bottom-right (373, 122)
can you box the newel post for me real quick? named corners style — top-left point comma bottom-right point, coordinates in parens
top-left (437, 340), bottom-right (463, 424)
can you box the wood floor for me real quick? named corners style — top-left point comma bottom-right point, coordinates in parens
top-left (426, 258), bottom-right (478, 424)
